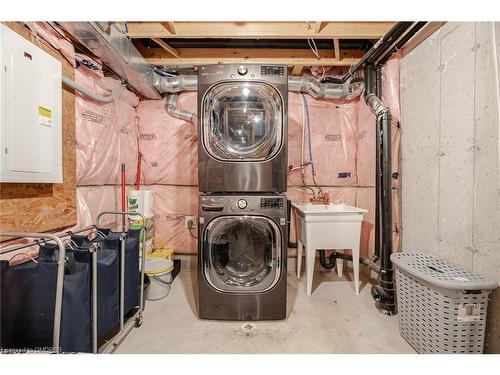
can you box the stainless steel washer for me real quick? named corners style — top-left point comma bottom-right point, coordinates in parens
top-left (198, 64), bottom-right (288, 193)
top-left (197, 194), bottom-right (287, 321)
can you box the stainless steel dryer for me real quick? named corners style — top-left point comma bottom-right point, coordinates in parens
top-left (197, 194), bottom-right (287, 321)
top-left (198, 64), bottom-right (288, 193)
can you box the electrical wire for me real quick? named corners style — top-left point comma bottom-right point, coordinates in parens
top-left (189, 227), bottom-right (198, 240)
top-left (299, 93), bottom-right (317, 197)
top-left (301, 93), bottom-right (324, 194)
top-left (307, 38), bottom-right (326, 80)
top-left (307, 38), bottom-right (321, 59)
top-left (153, 67), bottom-right (176, 77)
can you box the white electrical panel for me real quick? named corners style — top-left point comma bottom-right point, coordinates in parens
top-left (0, 24), bottom-right (62, 183)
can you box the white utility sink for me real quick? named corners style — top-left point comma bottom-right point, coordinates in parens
top-left (292, 202), bottom-right (368, 295)
top-left (293, 203), bottom-right (368, 215)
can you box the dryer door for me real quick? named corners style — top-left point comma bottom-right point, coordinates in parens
top-left (203, 216), bottom-right (282, 293)
top-left (202, 82), bottom-right (283, 161)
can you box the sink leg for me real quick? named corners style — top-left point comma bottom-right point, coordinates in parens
top-left (336, 249), bottom-right (344, 277)
top-left (297, 240), bottom-right (303, 278)
top-left (306, 247), bottom-right (315, 296)
top-left (352, 241), bottom-right (360, 295)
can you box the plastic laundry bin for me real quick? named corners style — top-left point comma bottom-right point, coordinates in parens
top-left (391, 253), bottom-right (498, 354)
top-left (145, 257), bottom-right (173, 301)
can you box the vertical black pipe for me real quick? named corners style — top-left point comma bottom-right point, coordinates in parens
top-left (364, 82), bottom-right (396, 315)
top-left (374, 66), bottom-right (382, 262)
top-left (375, 66), bottom-right (382, 98)
top-left (378, 111), bottom-right (395, 314)
top-left (364, 64), bottom-right (375, 97)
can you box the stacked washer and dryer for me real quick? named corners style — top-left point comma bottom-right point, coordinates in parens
top-left (197, 64), bottom-right (288, 321)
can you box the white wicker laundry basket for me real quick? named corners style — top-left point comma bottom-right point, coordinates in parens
top-left (391, 253), bottom-right (497, 354)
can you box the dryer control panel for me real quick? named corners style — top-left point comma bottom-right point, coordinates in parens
top-left (198, 64), bottom-right (288, 86)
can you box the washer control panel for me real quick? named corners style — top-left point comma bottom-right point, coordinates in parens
top-left (200, 195), bottom-right (287, 215)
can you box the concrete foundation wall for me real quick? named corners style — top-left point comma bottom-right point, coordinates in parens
top-left (400, 22), bottom-right (500, 353)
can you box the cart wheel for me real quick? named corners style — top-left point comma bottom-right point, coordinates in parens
top-left (135, 317), bottom-right (143, 327)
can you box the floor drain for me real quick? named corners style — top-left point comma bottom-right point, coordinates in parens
top-left (241, 323), bottom-right (256, 336)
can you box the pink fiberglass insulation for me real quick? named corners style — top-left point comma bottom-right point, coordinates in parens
top-left (354, 188), bottom-right (376, 258)
top-left (136, 93), bottom-right (198, 186)
top-left (60, 60), bottom-right (402, 258)
top-left (356, 107), bottom-right (400, 186)
top-left (75, 54), bottom-right (139, 186)
top-left (31, 22), bottom-right (76, 68)
top-left (102, 77), bottom-right (140, 185)
top-left (382, 58), bottom-right (401, 123)
top-left (286, 62), bottom-right (400, 259)
top-left (149, 185), bottom-right (199, 253)
top-left (287, 93), bottom-right (358, 187)
top-left (77, 185), bottom-right (128, 227)
top-left (355, 98), bottom-right (376, 187)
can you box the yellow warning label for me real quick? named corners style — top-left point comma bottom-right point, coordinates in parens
top-left (38, 106), bottom-right (52, 119)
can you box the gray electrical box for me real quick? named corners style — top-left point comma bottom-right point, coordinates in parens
top-left (0, 24), bottom-right (62, 183)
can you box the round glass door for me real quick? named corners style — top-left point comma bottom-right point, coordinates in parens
top-left (202, 82), bottom-right (283, 161)
top-left (203, 216), bottom-right (281, 293)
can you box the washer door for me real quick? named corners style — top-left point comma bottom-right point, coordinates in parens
top-left (203, 216), bottom-right (281, 293)
top-left (202, 82), bottom-right (283, 161)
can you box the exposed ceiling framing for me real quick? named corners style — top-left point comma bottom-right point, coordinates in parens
top-left (136, 46), bottom-right (365, 67)
top-left (125, 21), bottom-right (395, 69)
top-left (125, 22), bottom-right (394, 39)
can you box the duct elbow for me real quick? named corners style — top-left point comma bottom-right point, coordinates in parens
top-left (153, 72), bottom-right (198, 94)
top-left (289, 76), bottom-right (364, 100)
top-left (365, 93), bottom-right (391, 117)
top-left (166, 93), bottom-right (196, 122)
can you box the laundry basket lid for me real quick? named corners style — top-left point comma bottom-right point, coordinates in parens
top-left (391, 253), bottom-right (498, 290)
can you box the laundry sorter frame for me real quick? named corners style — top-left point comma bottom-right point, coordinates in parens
top-left (95, 210), bottom-right (147, 354)
top-left (0, 210), bottom-right (147, 354)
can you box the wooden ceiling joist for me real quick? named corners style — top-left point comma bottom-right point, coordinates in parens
top-left (126, 22), bottom-right (394, 39)
top-left (313, 22), bottom-right (328, 34)
top-left (151, 38), bottom-right (181, 57)
top-left (291, 65), bottom-right (304, 76)
top-left (333, 39), bottom-right (340, 61)
top-left (161, 22), bottom-right (176, 35)
top-left (137, 46), bottom-right (363, 67)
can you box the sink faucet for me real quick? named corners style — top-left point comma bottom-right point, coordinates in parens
top-left (309, 191), bottom-right (330, 205)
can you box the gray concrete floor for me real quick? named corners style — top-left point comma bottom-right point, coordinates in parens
top-left (116, 258), bottom-right (415, 354)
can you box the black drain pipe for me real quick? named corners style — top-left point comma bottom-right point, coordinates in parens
top-left (374, 65), bottom-right (382, 264)
top-left (364, 74), bottom-right (396, 315)
top-left (314, 23), bottom-right (421, 316)
top-left (365, 63), bottom-right (381, 266)
top-left (370, 96), bottom-right (395, 315)
top-left (361, 22), bottom-right (421, 316)
top-left (366, 22), bottom-right (427, 315)
top-left (376, 22), bottom-right (428, 66)
top-left (322, 22), bottom-right (414, 84)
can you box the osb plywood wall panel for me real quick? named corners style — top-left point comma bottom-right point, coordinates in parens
top-left (400, 22), bottom-right (500, 353)
top-left (0, 22), bottom-right (76, 234)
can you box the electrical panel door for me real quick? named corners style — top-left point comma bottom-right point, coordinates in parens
top-left (0, 24), bottom-right (62, 183)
